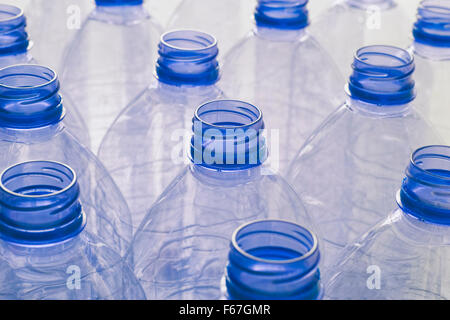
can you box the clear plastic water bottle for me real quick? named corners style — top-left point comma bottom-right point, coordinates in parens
top-left (146, 0), bottom-right (183, 26)
top-left (287, 45), bottom-right (441, 274)
top-left (127, 100), bottom-right (315, 300)
top-left (411, 0), bottom-right (450, 144)
top-left (98, 30), bottom-right (223, 231)
top-left (0, 3), bottom-right (90, 148)
top-left (25, 0), bottom-right (94, 73)
top-left (311, 0), bottom-right (412, 76)
top-left (0, 64), bottom-right (132, 256)
top-left (221, 220), bottom-right (322, 300)
top-left (327, 145), bottom-right (450, 300)
top-left (0, 160), bottom-right (144, 299)
top-left (60, 0), bottom-right (162, 152)
top-left (167, 0), bottom-right (255, 58)
top-left (219, 0), bottom-right (344, 174)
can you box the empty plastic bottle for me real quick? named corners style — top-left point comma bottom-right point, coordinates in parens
top-left (0, 64), bottom-right (132, 256)
top-left (311, 0), bottom-right (412, 76)
top-left (98, 30), bottom-right (223, 231)
top-left (287, 45), bottom-right (441, 274)
top-left (411, 0), bottom-right (450, 144)
top-left (221, 220), bottom-right (322, 300)
top-left (327, 145), bottom-right (450, 300)
top-left (0, 3), bottom-right (90, 147)
top-left (60, 0), bottom-right (162, 152)
top-left (168, 0), bottom-right (255, 58)
top-left (220, 0), bottom-right (344, 174)
top-left (0, 160), bottom-right (144, 299)
top-left (127, 100), bottom-right (315, 300)
top-left (25, 0), bottom-right (94, 73)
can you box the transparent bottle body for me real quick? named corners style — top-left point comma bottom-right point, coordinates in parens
top-left (0, 125), bottom-right (133, 256)
top-left (25, 0), bottom-right (94, 73)
top-left (128, 165), bottom-right (314, 300)
top-left (60, 5), bottom-right (162, 152)
top-left (0, 232), bottom-right (144, 300)
top-left (414, 54), bottom-right (450, 144)
top-left (98, 83), bottom-right (222, 231)
top-left (310, 0), bottom-right (412, 76)
top-left (220, 29), bottom-right (343, 174)
top-left (287, 102), bottom-right (440, 273)
top-left (168, 0), bottom-right (255, 58)
top-left (145, 0), bottom-right (183, 26)
top-left (326, 208), bottom-right (450, 300)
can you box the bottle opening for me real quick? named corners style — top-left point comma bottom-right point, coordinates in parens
top-left (233, 220), bottom-right (317, 263)
top-left (224, 220), bottom-right (322, 300)
top-left (156, 30), bottom-right (219, 86)
top-left (399, 145), bottom-right (450, 226)
top-left (413, 0), bottom-right (450, 48)
top-left (0, 64), bottom-right (64, 129)
top-left (190, 100), bottom-right (267, 170)
top-left (0, 4), bottom-right (29, 55)
top-left (255, 0), bottom-right (309, 30)
top-left (0, 161), bottom-right (85, 245)
top-left (347, 45), bottom-right (416, 106)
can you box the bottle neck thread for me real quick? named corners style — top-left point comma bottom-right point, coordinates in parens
top-left (0, 64), bottom-right (65, 129)
top-left (0, 5), bottom-right (29, 56)
top-left (224, 220), bottom-right (322, 300)
top-left (255, 0), bottom-right (309, 30)
top-left (413, 0), bottom-right (450, 48)
top-left (399, 146), bottom-right (450, 226)
top-left (0, 161), bottom-right (86, 245)
top-left (347, 45), bottom-right (416, 106)
top-left (95, 0), bottom-right (143, 6)
top-left (189, 100), bottom-right (267, 171)
top-left (156, 30), bottom-right (219, 86)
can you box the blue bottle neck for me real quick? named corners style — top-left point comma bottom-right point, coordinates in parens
top-left (223, 220), bottom-right (322, 300)
top-left (95, 0), bottom-right (143, 6)
top-left (189, 100), bottom-right (267, 171)
top-left (254, 0), bottom-right (309, 30)
top-left (413, 0), bottom-right (450, 48)
top-left (156, 30), bottom-right (220, 86)
top-left (0, 161), bottom-right (86, 245)
top-left (398, 146), bottom-right (450, 226)
top-left (0, 64), bottom-right (65, 129)
top-left (0, 4), bottom-right (30, 56)
top-left (346, 45), bottom-right (416, 106)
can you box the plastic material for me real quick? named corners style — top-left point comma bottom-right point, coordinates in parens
top-left (127, 100), bottom-right (315, 300)
top-left (219, 0), bottom-right (343, 174)
top-left (0, 64), bottom-right (132, 256)
top-left (0, 160), bottom-right (144, 299)
top-left (98, 30), bottom-right (222, 231)
top-left (25, 0), bottom-right (94, 73)
top-left (167, 0), bottom-right (255, 58)
top-left (327, 145), bottom-right (450, 300)
top-left (222, 220), bottom-right (322, 300)
top-left (60, 2), bottom-right (162, 152)
top-left (0, 5), bottom-right (90, 147)
top-left (287, 45), bottom-right (441, 274)
top-left (412, 0), bottom-right (450, 144)
top-left (310, 0), bottom-right (411, 76)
